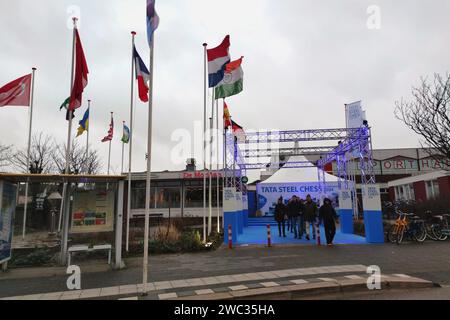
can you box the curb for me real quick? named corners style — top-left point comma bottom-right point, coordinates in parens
top-left (170, 276), bottom-right (435, 300)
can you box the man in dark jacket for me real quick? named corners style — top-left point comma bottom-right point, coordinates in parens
top-left (274, 197), bottom-right (287, 237)
top-left (287, 196), bottom-right (297, 235)
top-left (297, 198), bottom-right (305, 239)
top-left (304, 194), bottom-right (318, 241)
top-left (319, 198), bottom-right (339, 245)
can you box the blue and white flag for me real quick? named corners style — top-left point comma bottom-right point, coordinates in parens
top-left (122, 123), bottom-right (131, 144)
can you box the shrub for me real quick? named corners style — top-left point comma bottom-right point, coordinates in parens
top-left (179, 230), bottom-right (203, 251)
top-left (10, 248), bottom-right (55, 267)
top-left (154, 224), bottom-right (181, 243)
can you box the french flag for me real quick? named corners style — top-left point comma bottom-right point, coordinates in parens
top-left (133, 45), bottom-right (150, 103)
top-left (207, 35), bottom-right (230, 88)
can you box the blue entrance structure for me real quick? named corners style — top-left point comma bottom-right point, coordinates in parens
top-left (222, 116), bottom-right (384, 245)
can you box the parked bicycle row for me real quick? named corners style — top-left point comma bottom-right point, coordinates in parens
top-left (387, 209), bottom-right (450, 245)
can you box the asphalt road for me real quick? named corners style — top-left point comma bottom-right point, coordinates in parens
top-left (1, 241), bottom-right (450, 298)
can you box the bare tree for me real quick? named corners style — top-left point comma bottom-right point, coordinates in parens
top-left (12, 132), bottom-right (55, 173)
top-left (395, 73), bottom-right (450, 160)
top-left (0, 143), bottom-right (13, 170)
top-left (53, 140), bottom-right (102, 175)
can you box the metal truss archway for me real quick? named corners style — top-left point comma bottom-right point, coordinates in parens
top-left (223, 124), bottom-right (376, 212)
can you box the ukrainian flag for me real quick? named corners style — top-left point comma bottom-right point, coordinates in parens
top-left (76, 107), bottom-right (89, 137)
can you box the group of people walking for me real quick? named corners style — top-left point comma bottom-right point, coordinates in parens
top-left (274, 195), bottom-right (339, 245)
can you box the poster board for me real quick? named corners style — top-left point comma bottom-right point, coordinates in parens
top-left (71, 189), bottom-right (115, 234)
top-left (0, 181), bottom-right (17, 264)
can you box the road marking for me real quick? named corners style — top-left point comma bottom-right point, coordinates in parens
top-left (119, 296), bottom-right (138, 300)
top-left (229, 285), bottom-right (248, 291)
top-left (290, 279), bottom-right (309, 285)
top-left (260, 282), bottom-right (280, 288)
top-left (158, 292), bottom-right (178, 300)
top-left (392, 274), bottom-right (411, 278)
top-left (195, 289), bottom-right (215, 295)
top-left (344, 275), bottom-right (364, 280)
top-left (318, 278), bottom-right (336, 282)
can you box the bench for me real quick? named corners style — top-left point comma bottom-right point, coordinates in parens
top-left (67, 244), bottom-right (112, 266)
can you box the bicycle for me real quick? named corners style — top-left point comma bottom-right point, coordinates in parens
top-left (388, 211), bottom-right (426, 244)
top-left (425, 211), bottom-right (450, 241)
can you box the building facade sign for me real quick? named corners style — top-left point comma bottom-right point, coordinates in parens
top-left (331, 158), bottom-right (450, 175)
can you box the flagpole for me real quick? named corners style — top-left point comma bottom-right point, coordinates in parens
top-left (216, 98), bottom-right (220, 233)
top-left (60, 17), bottom-right (77, 264)
top-left (208, 89), bottom-right (214, 235)
top-left (121, 121), bottom-right (125, 174)
top-left (142, 37), bottom-right (155, 296)
top-left (22, 67), bottom-right (37, 240)
top-left (222, 98), bottom-right (228, 201)
top-left (107, 112), bottom-right (113, 175)
top-left (85, 99), bottom-right (91, 174)
top-left (202, 43), bottom-right (207, 243)
top-left (126, 31), bottom-right (136, 252)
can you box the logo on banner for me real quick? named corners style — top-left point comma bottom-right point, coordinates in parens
top-left (342, 190), bottom-right (351, 201)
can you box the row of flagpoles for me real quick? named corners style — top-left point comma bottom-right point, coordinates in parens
top-left (202, 35), bottom-right (246, 243)
top-left (0, 0), bottom-right (249, 295)
top-left (0, 1), bottom-right (159, 295)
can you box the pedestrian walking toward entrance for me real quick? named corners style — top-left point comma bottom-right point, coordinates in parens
top-left (275, 197), bottom-right (287, 237)
top-left (304, 194), bottom-right (318, 241)
top-left (319, 198), bottom-right (339, 245)
top-left (297, 198), bottom-right (305, 239)
top-left (287, 196), bottom-right (297, 235)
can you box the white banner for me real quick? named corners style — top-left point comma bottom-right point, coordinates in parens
top-left (223, 187), bottom-right (236, 213)
top-left (235, 192), bottom-right (243, 212)
top-left (242, 194), bottom-right (248, 211)
top-left (346, 101), bottom-right (365, 129)
top-left (339, 189), bottom-right (353, 210)
top-left (362, 184), bottom-right (382, 211)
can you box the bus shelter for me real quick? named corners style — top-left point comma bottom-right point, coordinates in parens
top-left (0, 173), bottom-right (125, 269)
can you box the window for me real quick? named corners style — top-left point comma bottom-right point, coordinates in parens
top-left (184, 185), bottom-right (203, 208)
top-left (426, 180), bottom-right (440, 199)
top-left (155, 187), bottom-right (181, 208)
top-left (131, 183), bottom-right (156, 209)
top-left (395, 184), bottom-right (414, 201)
top-left (184, 180), bottom-right (223, 208)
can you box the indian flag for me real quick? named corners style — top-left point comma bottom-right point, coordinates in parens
top-left (215, 57), bottom-right (243, 100)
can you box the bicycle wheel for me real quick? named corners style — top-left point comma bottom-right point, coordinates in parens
top-left (387, 225), bottom-right (398, 243)
top-left (425, 223), bottom-right (438, 241)
top-left (413, 222), bottom-right (427, 243)
top-left (432, 224), bottom-right (448, 241)
top-left (396, 226), bottom-right (405, 245)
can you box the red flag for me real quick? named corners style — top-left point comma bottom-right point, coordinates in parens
top-left (223, 101), bottom-right (232, 128)
top-left (0, 74), bottom-right (32, 107)
top-left (102, 116), bottom-right (114, 142)
top-left (69, 29), bottom-right (89, 111)
top-left (231, 120), bottom-right (244, 134)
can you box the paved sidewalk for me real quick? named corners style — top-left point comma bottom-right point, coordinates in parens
top-left (1, 241), bottom-right (450, 298)
top-left (0, 264), bottom-right (432, 300)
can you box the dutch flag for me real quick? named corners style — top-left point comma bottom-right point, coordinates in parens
top-left (207, 35), bottom-right (231, 88)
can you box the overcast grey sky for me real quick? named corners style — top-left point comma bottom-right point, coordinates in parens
top-left (1, 0), bottom-right (450, 174)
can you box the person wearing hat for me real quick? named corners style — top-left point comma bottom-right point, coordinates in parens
top-left (319, 198), bottom-right (339, 245)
